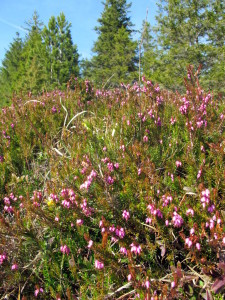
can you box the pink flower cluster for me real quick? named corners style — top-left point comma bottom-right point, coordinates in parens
top-left (115, 227), bottom-right (125, 239)
top-left (87, 240), bottom-right (93, 248)
top-left (80, 198), bottom-right (93, 216)
top-left (147, 204), bottom-right (163, 219)
top-left (179, 97), bottom-right (190, 115)
top-left (61, 188), bottom-right (77, 208)
top-left (172, 211), bottom-right (183, 228)
top-left (186, 208), bottom-right (194, 216)
top-left (31, 190), bottom-right (42, 207)
top-left (122, 210), bottom-right (130, 221)
top-left (0, 253), bottom-right (7, 265)
top-left (11, 263), bottom-right (18, 270)
top-left (49, 193), bottom-right (59, 202)
top-left (80, 170), bottom-right (97, 190)
top-left (130, 243), bottom-right (141, 255)
top-left (200, 189), bottom-right (210, 209)
top-left (95, 259), bottom-right (104, 269)
top-left (60, 245), bottom-right (70, 255)
top-left (106, 175), bottom-right (114, 185)
top-left (120, 247), bottom-right (128, 255)
top-left (175, 161), bottom-right (182, 168)
top-left (34, 287), bottom-right (44, 297)
top-left (162, 194), bottom-right (173, 207)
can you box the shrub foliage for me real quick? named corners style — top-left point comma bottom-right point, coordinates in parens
top-left (0, 67), bottom-right (225, 299)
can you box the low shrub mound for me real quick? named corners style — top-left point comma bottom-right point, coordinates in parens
top-left (0, 67), bottom-right (225, 299)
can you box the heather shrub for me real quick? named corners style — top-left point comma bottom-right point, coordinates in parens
top-left (0, 68), bottom-right (225, 299)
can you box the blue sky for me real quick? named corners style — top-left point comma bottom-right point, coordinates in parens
top-left (0, 0), bottom-right (157, 65)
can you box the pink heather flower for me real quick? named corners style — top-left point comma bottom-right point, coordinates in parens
top-left (185, 238), bottom-right (192, 248)
top-left (107, 162), bottom-right (114, 172)
top-left (111, 237), bottom-right (118, 243)
top-left (95, 259), bottom-right (104, 269)
top-left (171, 281), bottom-right (176, 289)
top-left (116, 227), bottom-right (125, 239)
top-left (0, 253), bottom-right (7, 265)
top-left (62, 199), bottom-right (70, 208)
top-left (106, 176), bottom-right (114, 185)
top-left (197, 169), bottom-right (202, 179)
top-left (76, 219), bottom-right (83, 226)
top-left (60, 245), bottom-right (70, 255)
top-left (209, 219), bottom-right (214, 229)
top-left (103, 146), bottom-right (107, 151)
top-left (11, 263), bottom-right (18, 270)
top-left (120, 247), bottom-right (128, 256)
top-left (145, 280), bottom-right (150, 289)
top-left (222, 237), bottom-right (225, 244)
top-left (99, 220), bottom-right (103, 227)
top-left (138, 168), bottom-right (142, 176)
top-left (186, 208), bottom-right (194, 216)
top-left (175, 161), bottom-right (182, 168)
top-left (165, 220), bottom-right (169, 226)
top-left (109, 224), bottom-right (115, 232)
top-left (146, 217), bottom-right (152, 224)
top-left (196, 243), bottom-right (201, 250)
top-left (127, 274), bottom-right (132, 281)
top-left (55, 216), bottom-right (59, 222)
top-left (172, 212), bottom-right (183, 228)
top-left (190, 228), bottom-right (195, 235)
top-left (155, 209), bottom-right (163, 219)
top-left (34, 288), bottom-right (43, 297)
top-left (201, 189), bottom-right (210, 208)
top-left (114, 162), bottom-right (119, 169)
top-left (143, 135), bottom-right (148, 142)
top-left (122, 210), bottom-right (130, 221)
top-left (130, 243), bottom-right (141, 255)
top-left (87, 240), bottom-right (93, 249)
top-left (208, 204), bottom-right (215, 213)
top-left (162, 195), bottom-right (173, 207)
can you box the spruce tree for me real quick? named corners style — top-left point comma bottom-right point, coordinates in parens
top-left (140, 21), bottom-right (160, 83)
top-left (0, 33), bottom-right (24, 105)
top-left (20, 11), bottom-right (48, 94)
top-left (91, 0), bottom-right (137, 86)
top-left (43, 13), bottom-right (79, 89)
top-left (154, 0), bottom-right (215, 91)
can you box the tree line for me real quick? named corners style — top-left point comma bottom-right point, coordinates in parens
top-left (0, 0), bottom-right (224, 105)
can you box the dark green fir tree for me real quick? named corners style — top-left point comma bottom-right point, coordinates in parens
top-left (0, 32), bottom-right (24, 105)
top-left (90, 0), bottom-right (138, 87)
top-left (43, 13), bottom-right (79, 89)
top-left (155, 0), bottom-right (217, 92)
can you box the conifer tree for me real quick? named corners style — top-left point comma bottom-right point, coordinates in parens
top-left (0, 33), bottom-right (24, 104)
top-left (90, 0), bottom-right (137, 86)
top-left (43, 13), bottom-right (79, 89)
top-left (20, 11), bottom-right (48, 94)
top-left (154, 0), bottom-right (223, 92)
top-left (140, 21), bottom-right (160, 83)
